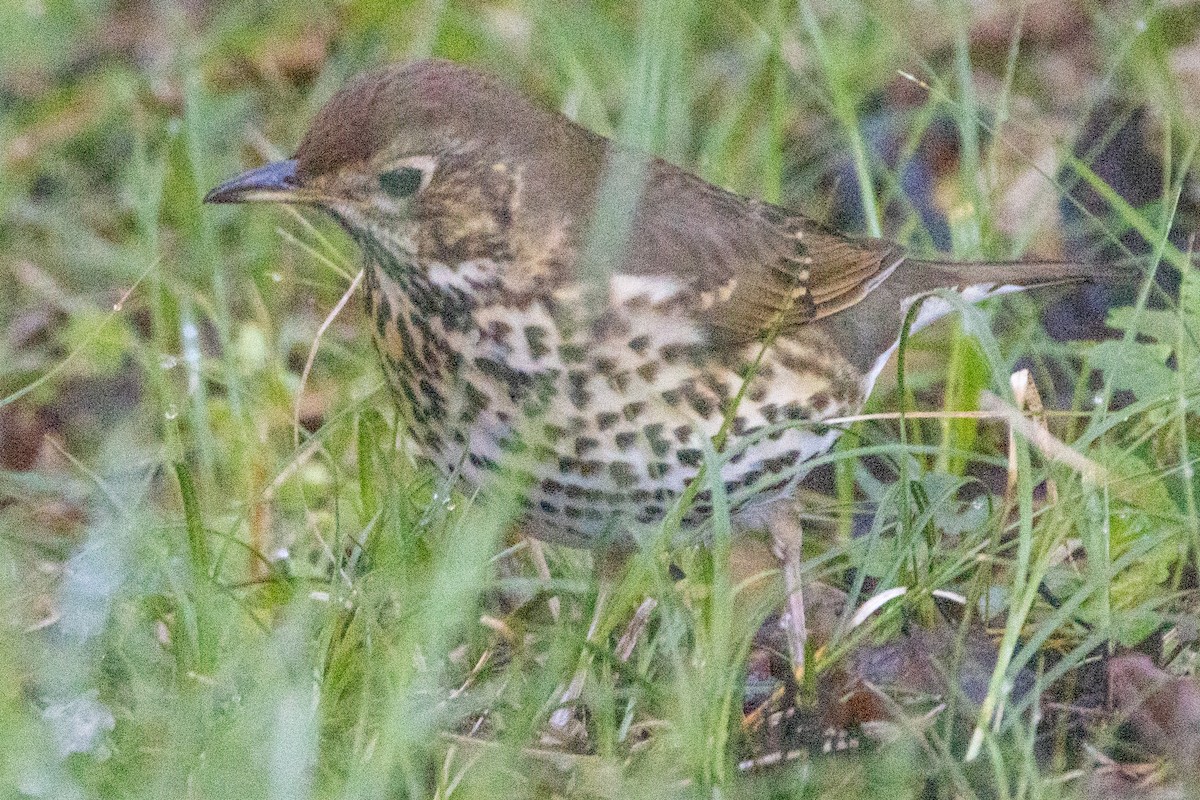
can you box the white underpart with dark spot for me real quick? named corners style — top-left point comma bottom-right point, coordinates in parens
top-left (426, 258), bottom-right (498, 292)
top-left (367, 259), bottom-right (867, 546)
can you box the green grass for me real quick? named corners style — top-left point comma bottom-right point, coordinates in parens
top-left (2, 1), bottom-right (1199, 798)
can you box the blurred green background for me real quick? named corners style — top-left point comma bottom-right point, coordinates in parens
top-left (1, 1), bottom-right (1198, 797)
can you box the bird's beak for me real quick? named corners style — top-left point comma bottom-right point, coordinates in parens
top-left (204, 159), bottom-right (313, 205)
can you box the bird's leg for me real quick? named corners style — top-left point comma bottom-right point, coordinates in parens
top-left (614, 596), bottom-right (657, 662)
top-left (546, 580), bottom-right (608, 734)
top-left (526, 537), bottom-right (560, 622)
top-left (546, 545), bottom-right (631, 736)
top-left (767, 504), bottom-right (807, 682)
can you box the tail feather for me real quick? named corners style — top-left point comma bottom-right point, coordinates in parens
top-left (906, 257), bottom-right (1145, 292)
top-left (889, 257), bottom-right (1148, 340)
top-left (814, 252), bottom-right (1175, 377)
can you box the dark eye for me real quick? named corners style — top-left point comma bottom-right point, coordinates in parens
top-left (379, 167), bottom-right (424, 198)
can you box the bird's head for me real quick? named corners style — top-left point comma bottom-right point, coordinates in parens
top-left (205, 59), bottom-right (590, 272)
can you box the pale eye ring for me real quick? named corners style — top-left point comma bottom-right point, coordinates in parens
top-left (379, 167), bottom-right (424, 198)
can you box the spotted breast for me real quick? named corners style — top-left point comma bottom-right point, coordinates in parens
top-left (360, 163), bottom-right (868, 547)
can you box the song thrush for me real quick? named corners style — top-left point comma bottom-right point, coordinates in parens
top-left (206, 59), bottom-right (1121, 669)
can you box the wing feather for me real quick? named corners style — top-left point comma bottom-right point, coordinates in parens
top-left (623, 160), bottom-right (905, 351)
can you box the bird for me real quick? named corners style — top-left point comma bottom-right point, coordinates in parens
top-left (205, 58), bottom-right (1125, 675)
